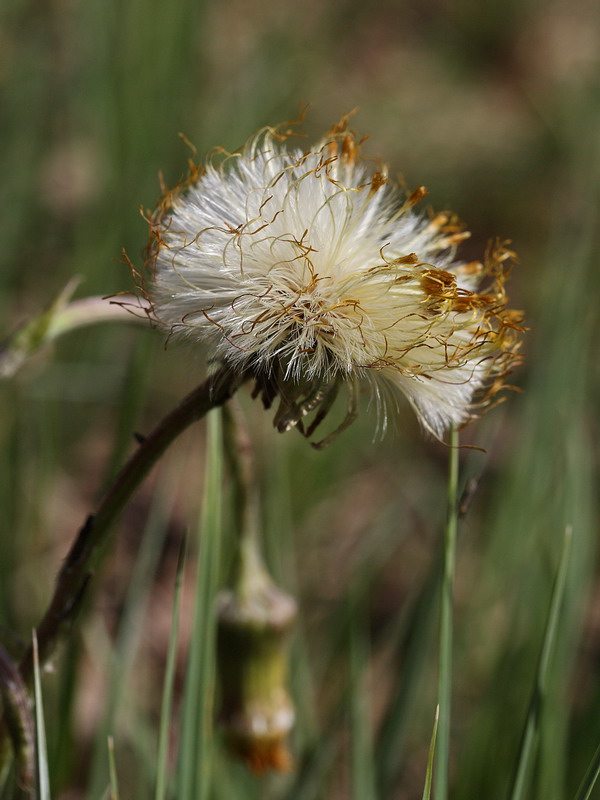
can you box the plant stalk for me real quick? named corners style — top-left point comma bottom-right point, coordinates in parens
top-left (18, 363), bottom-right (245, 687)
top-left (434, 424), bottom-right (460, 800)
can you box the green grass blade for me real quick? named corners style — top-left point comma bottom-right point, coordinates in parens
top-left (350, 598), bottom-right (377, 800)
top-left (574, 742), bottom-right (600, 800)
top-left (178, 408), bottom-right (224, 800)
top-left (155, 535), bottom-right (187, 800)
top-left (32, 630), bottom-right (51, 800)
top-left (422, 706), bottom-right (440, 800)
top-left (508, 526), bottom-right (573, 800)
top-left (107, 736), bottom-right (120, 800)
top-left (87, 470), bottom-right (177, 798)
top-left (434, 424), bottom-right (459, 800)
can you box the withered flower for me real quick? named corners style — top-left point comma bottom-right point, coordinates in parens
top-left (145, 118), bottom-right (522, 442)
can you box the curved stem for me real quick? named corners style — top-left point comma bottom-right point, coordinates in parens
top-left (0, 645), bottom-right (34, 791)
top-left (18, 363), bottom-right (245, 686)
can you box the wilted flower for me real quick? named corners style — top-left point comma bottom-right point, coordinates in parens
top-left (145, 117), bottom-right (522, 443)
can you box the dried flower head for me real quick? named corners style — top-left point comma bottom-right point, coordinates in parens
top-left (144, 117), bottom-right (522, 444)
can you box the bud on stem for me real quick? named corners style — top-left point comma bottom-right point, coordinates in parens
top-left (216, 534), bottom-right (297, 772)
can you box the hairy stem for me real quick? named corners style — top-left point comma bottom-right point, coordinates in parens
top-left (0, 645), bottom-right (35, 792)
top-left (222, 404), bottom-right (259, 545)
top-left (18, 363), bottom-right (245, 686)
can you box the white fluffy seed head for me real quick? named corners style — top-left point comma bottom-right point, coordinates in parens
top-left (145, 120), bottom-right (523, 439)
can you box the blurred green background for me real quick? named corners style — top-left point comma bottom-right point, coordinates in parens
top-left (1, 0), bottom-right (599, 797)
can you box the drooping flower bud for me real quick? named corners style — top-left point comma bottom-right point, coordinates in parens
top-left (0, 277), bottom-right (147, 379)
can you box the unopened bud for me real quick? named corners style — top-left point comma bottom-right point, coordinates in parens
top-left (216, 536), bottom-right (297, 773)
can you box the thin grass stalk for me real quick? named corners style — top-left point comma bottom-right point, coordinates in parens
top-left (508, 526), bottom-right (573, 800)
top-left (573, 741), bottom-right (600, 800)
top-left (196, 410), bottom-right (224, 798)
top-left (350, 598), bottom-right (376, 800)
top-left (107, 736), bottom-right (120, 800)
top-left (422, 706), bottom-right (440, 800)
top-left (178, 409), bottom-right (224, 800)
top-left (155, 536), bottom-right (187, 800)
top-left (32, 632), bottom-right (51, 800)
top-left (434, 424), bottom-right (459, 800)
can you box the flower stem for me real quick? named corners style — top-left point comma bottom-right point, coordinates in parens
top-left (0, 645), bottom-right (34, 791)
top-left (17, 363), bottom-right (245, 688)
top-left (222, 404), bottom-right (257, 545)
top-left (434, 424), bottom-right (460, 800)
top-left (221, 403), bottom-right (274, 601)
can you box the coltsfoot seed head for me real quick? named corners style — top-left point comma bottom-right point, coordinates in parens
top-left (145, 117), bottom-right (523, 442)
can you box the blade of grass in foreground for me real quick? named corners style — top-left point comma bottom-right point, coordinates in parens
top-left (573, 741), bottom-right (600, 800)
top-left (350, 597), bottom-right (377, 800)
top-left (434, 424), bottom-right (459, 800)
top-left (155, 536), bottom-right (187, 800)
top-left (178, 409), bottom-right (223, 800)
top-left (87, 466), bottom-right (179, 798)
top-left (508, 526), bottom-right (572, 800)
top-left (107, 736), bottom-right (120, 800)
top-left (32, 631), bottom-right (51, 800)
top-left (422, 706), bottom-right (440, 800)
